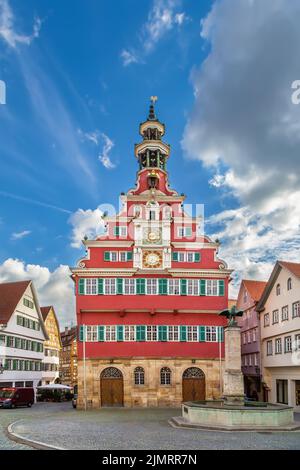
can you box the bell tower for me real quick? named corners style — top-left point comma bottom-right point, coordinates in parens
top-left (132, 97), bottom-right (174, 196)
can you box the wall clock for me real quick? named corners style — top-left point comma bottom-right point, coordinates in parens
top-left (143, 250), bottom-right (162, 268)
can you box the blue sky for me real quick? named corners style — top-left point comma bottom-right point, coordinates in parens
top-left (1, 0), bottom-right (300, 325)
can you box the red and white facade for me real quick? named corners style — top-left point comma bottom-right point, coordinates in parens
top-left (71, 102), bottom-right (232, 408)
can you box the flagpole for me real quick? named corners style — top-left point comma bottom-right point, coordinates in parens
top-left (219, 327), bottom-right (222, 396)
top-left (83, 324), bottom-right (87, 411)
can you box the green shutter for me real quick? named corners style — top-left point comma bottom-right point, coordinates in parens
top-left (97, 278), bottom-right (104, 295)
top-left (159, 279), bottom-right (168, 295)
top-left (180, 325), bottom-right (187, 342)
top-left (117, 325), bottom-right (124, 341)
top-left (180, 279), bottom-right (187, 296)
top-left (104, 251), bottom-right (110, 261)
top-left (79, 325), bottom-right (85, 342)
top-left (117, 278), bottom-right (123, 295)
top-left (194, 252), bottom-right (200, 262)
top-left (199, 326), bottom-right (206, 342)
top-left (78, 278), bottom-right (85, 295)
top-left (126, 252), bottom-right (133, 261)
top-left (219, 280), bottom-right (225, 296)
top-left (158, 325), bottom-right (168, 341)
top-left (136, 325), bottom-right (146, 341)
top-left (98, 326), bottom-right (105, 342)
top-left (114, 226), bottom-right (120, 237)
top-left (172, 252), bottom-right (178, 261)
top-left (200, 279), bottom-right (206, 296)
top-left (218, 326), bottom-right (224, 342)
top-left (12, 360), bottom-right (17, 371)
top-left (136, 278), bottom-right (145, 295)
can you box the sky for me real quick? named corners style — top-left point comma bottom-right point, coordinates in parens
top-left (0, 0), bottom-right (300, 327)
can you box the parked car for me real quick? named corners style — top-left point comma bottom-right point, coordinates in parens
top-left (72, 393), bottom-right (77, 409)
top-left (0, 387), bottom-right (34, 409)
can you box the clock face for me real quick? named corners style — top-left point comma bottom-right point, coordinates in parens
top-left (143, 228), bottom-right (161, 244)
top-left (143, 250), bottom-right (162, 269)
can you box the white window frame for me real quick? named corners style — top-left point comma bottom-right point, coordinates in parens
top-left (124, 278), bottom-right (135, 295)
top-left (292, 301), bottom-right (300, 318)
top-left (284, 336), bottom-right (292, 353)
top-left (206, 280), bottom-right (218, 296)
top-left (146, 325), bottom-right (157, 341)
top-left (86, 326), bottom-right (98, 342)
top-left (168, 326), bottom-right (179, 341)
top-left (275, 338), bottom-right (282, 354)
top-left (105, 326), bottom-right (116, 342)
top-left (254, 353), bottom-right (258, 366)
top-left (104, 278), bottom-right (116, 295)
top-left (253, 328), bottom-right (257, 342)
top-left (264, 313), bottom-right (270, 327)
top-left (109, 251), bottom-right (118, 262)
top-left (178, 252), bottom-right (185, 262)
top-left (85, 278), bottom-right (97, 295)
top-left (119, 252), bottom-right (127, 262)
top-left (146, 278), bottom-right (158, 295)
top-left (187, 326), bottom-right (198, 342)
top-left (247, 331), bottom-right (251, 343)
top-left (206, 326), bottom-right (217, 342)
top-left (187, 279), bottom-right (199, 296)
top-left (272, 309), bottom-right (279, 324)
top-left (282, 305), bottom-right (289, 321)
top-left (177, 227), bottom-right (192, 238)
top-left (168, 279), bottom-right (180, 295)
top-left (124, 325), bottom-right (135, 341)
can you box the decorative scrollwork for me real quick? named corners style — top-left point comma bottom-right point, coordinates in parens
top-left (101, 367), bottom-right (123, 379)
top-left (183, 367), bottom-right (205, 379)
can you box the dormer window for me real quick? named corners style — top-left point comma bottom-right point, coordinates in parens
top-left (177, 227), bottom-right (192, 238)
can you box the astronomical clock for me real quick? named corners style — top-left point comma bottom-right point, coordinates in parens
top-left (142, 250), bottom-right (163, 269)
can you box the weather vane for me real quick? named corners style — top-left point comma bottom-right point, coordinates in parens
top-left (150, 96), bottom-right (158, 105)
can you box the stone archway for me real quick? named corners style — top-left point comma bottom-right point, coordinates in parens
top-left (182, 367), bottom-right (206, 402)
top-left (100, 367), bottom-right (124, 407)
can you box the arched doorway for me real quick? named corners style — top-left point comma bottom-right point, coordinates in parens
top-left (100, 367), bottom-right (124, 407)
top-left (182, 368), bottom-right (205, 402)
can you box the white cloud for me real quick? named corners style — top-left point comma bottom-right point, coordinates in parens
top-left (120, 49), bottom-right (139, 67)
top-left (0, 259), bottom-right (75, 327)
top-left (182, 0), bottom-right (300, 294)
top-left (121, 0), bottom-right (188, 65)
top-left (79, 129), bottom-right (116, 170)
top-left (11, 230), bottom-right (31, 240)
top-left (0, 0), bottom-right (41, 48)
top-left (69, 207), bottom-right (105, 249)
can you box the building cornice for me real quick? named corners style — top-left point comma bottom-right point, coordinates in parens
top-left (70, 267), bottom-right (232, 277)
top-left (83, 240), bottom-right (134, 248)
top-left (80, 309), bottom-right (223, 314)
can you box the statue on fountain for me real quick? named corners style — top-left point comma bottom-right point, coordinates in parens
top-left (219, 305), bottom-right (244, 326)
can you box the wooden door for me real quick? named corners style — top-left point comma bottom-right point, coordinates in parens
top-left (101, 367), bottom-right (123, 407)
top-left (182, 368), bottom-right (205, 402)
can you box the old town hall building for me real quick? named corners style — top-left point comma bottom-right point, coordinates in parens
top-left (71, 100), bottom-right (232, 408)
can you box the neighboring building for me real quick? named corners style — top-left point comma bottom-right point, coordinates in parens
top-left (70, 100), bottom-right (232, 409)
top-left (228, 299), bottom-right (237, 309)
top-left (0, 280), bottom-right (48, 389)
top-left (40, 306), bottom-right (62, 385)
top-left (236, 280), bottom-right (267, 400)
top-left (60, 326), bottom-right (77, 387)
top-left (257, 261), bottom-right (300, 409)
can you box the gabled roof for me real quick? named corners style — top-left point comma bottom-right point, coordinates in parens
top-left (40, 306), bottom-right (62, 348)
top-left (60, 326), bottom-right (77, 346)
top-left (0, 280), bottom-right (49, 340)
top-left (243, 280), bottom-right (267, 302)
top-left (0, 280), bottom-right (31, 324)
top-left (278, 261), bottom-right (300, 279)
top-left (40, 306), bottom-right (52, 321)
top-left (257, 261), bottom-right (300, 311)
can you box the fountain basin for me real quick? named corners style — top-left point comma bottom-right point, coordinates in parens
top-left (170, 401), bottom-right (300, 431)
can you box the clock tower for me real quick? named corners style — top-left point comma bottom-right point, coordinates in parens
top-left (71, 99), bottom-right (232, 409)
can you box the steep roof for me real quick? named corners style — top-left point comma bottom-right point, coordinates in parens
top-left (0, 280), bottom-right (31, 324)
top-left (257, 261), bottom-right (300, 311)
top-left (61, 326), bottom-right (77, 346)
top-left (278, 261), bottom-right (300, 279)
top-left (243, 280), bottom-right (267, 302)
top-left (40, 306), bottom-right (52, 321)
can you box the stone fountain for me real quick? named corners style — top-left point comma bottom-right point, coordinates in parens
top-left (171, 307), bottom-right (299, 431)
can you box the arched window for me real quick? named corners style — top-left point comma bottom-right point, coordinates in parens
top-left (160, 367), bottom-right (171, 385)
top-left (134, 367), bottom-right (145, 385)
top-left (276, 283), bottom-right (281, 296)
top-left (287, 278), bottom-right (292, 291)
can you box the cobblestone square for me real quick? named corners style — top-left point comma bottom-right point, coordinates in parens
top-left (1, 403), bottom-right (300, 450)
